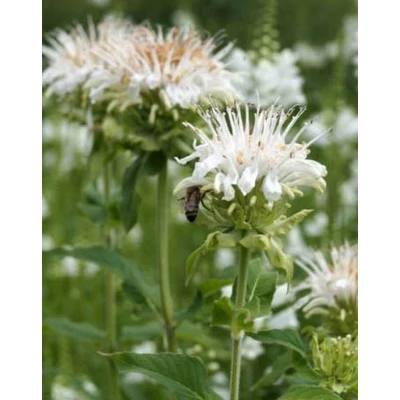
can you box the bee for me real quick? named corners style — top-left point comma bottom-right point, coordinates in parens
top-left (184, 186), bottom-right (202, 222)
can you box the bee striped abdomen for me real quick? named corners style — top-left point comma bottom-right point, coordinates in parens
top-left (184, 186), bottom-right (201, 222)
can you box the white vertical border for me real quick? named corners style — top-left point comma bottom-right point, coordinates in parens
top-left (359, 1), bottom-right (400, 398)
top-left (1, 0), bottom-right (42, 398)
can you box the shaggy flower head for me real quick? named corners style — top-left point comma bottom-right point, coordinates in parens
top-left (295, 243), bottom-right (358, 332)
top-left (86, 24), bottom-right (238, 110)
top-left (43, 17), bottom-right (237, 110)
top-left (175, 102), bottom-right (326, 206)
top-left (228, 49), bottom-right (305, 108)
top-left (42, 17), bottom-right (132, 97)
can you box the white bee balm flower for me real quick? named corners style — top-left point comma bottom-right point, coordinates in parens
top-left (86, 25), bottom-right (238, 109)
top-left (295, 243), bottom-right (358, 318)
top-left (175, 102), bottom-right (327, 206)
top-left (42, 17), bottom-right (133, 97)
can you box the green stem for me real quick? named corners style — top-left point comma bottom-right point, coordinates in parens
top-left (157, 160), bottom-right (177, 352)
top-left (230, 244), bottom-right (250, 400)
top-left (103, 162), bottom-right (120, 400)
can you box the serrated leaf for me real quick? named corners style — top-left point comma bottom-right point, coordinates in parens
top-left (278, 385), bottom-right (343, 400)
top-left (44, 317), bottom-right (106, 341)
top-left (248, 329), bottom-right (307, 358)
top-left (47, 247), bottom-right (160, 315)
top-left (106, 353), bottom-right (222, 400)
top-left (263, 210), bottom-right (313, 236)
top-left (119, 153), bottom-right (148, 232)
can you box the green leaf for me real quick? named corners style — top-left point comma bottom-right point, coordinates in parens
top-left (48, 246), bottom-right (160, 314)
top-left (251, 352), bottom-right (292, 391)
top-left (211, 297), bottom-right (235, 327)
top-left (246, 258), bottom-right (277, 317)
top-left (278, 385), bottom-right (343, 400)
top-left (186, 232), bottom-right (239, 285)
top-left (264, 237), bottom-right (294, 282)
top-left (77, 186), bottom-right (107, 225)
top-left (199, 278), bottom-right (234, 297)
top-left (44, 317), bottom-right (106, 341)
top-left (211, 297), bottom-right (253, 334)
top-left (119, 153), bottom-right (148, 232)
top-left (186, 243), bottom-right (208, 285)
top-left (263, 210), bottom-right (313, 236)
top-left (105, 352), bottom-right (222, 400)
top-left (248, 329), bottom-right (307, 358)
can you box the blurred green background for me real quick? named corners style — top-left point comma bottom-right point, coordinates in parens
top-left (42, 0), bottom-right (357, 399)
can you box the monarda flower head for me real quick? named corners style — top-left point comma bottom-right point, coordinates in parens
top-left (174, 101), bottom-right (326, 209)
top-left (174, 102), bottom-right (327, 280)
top-left (86, 24), bottom-right (238, 111)
top-left (42, 16), bottom-right (133, 99)
top-left (295, 243), bottom-right (358, 334)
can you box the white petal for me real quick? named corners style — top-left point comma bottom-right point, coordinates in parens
top-left (262, 173), bottom-right (282, 203)
top-left (237, 166), bottom-right (258, 195)
top-left (193, 154), bottom-right (221, 179)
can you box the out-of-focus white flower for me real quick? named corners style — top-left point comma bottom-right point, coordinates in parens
top-left (51, 383), bottom-right (80, 400)
top-left (42, 235), bottom-right (55, 251)
top-left (242, 336), bottom-right (264, 360)
top-left (43, 16), bottom-right (133, 97)
top-left (42, 197), bottom-right (50, 219)
top-left (295, 243), bottom-right (358, 318)
top-left (87, 24), bottom-right (238, 110)
top-left (304, 212), bottom-right (328, 237)
top-left (60, 256), bottom-right (80, 277)
top-left (175, 102), bottom-right (327, 206)
top-left (228, 49), bottom-right (305, 108)
top-left (268, 308), bottom-right (299, 329)
top-left (215, 249), bottom-right (235, 269)
top-left (84, 262), bottom-right (100, 277)
top-left (221, 285), bottom-right (233, 298)
top-left (294, 42), bottom-right (338, 68)
top-left (86, 0), bottom-right (110, 8)
top-left (128, 224), bottom-right (143, 244)
top-left (132, 341), bottom-right (157, 354)
top-left (211, 372), bottom-right (229, 400)
top-left (341, 160), bottom-right (358, 208)
top-left (285, 226), bottom-right (307, 255)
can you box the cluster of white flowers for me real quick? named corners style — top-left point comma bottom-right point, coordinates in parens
top-left (175, 102), bottom-right (327, 206)
top-left (295, 243), bottom-right (358, 318)
top-left (294, 15), bottom-right (357, 73)
top-left (43, 16), bottom-right (238, 110)
top-left (228, 48), bottom-right (305, 108)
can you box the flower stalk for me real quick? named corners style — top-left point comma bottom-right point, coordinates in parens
top-left (229, 243), bottom-right (250, 400)
top-left (103, 160), bottom-right (120, 400)
top-left (157, 159), bottom-right (177, 352)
